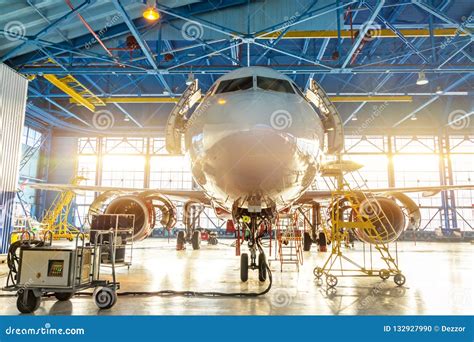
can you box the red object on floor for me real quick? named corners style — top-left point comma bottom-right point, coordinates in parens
top-left (226, 220), bottom-right (236, 233)
top-left (201, 231), bottom-right (209, 241)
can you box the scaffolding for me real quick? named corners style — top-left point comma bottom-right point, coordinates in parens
top-left (275, 211), bottom-right (304, 271)
top-left (41, 176), bottom-right (87, 241)
top-left (313, 159), bottom-right (406, 288)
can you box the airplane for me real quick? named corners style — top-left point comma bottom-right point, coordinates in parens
top-left (27, 66), bottom-right (474, 282)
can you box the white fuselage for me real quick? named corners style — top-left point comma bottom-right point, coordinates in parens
top-left (185, 67), bottom-right (325, 212)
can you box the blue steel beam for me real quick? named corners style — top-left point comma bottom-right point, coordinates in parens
top-left (27, 103), bottom-right (90, 131)
top-left (365, 1), bottom-right (430, 64)
top-left (252, 41), bottom-right (333, 69)
top-left (255, 0), bottom-right (320, 64)
top-left (354, 0), bottom-right (455, 91)
top-left (392, 73), bottom-right (472, 126)
top-left (343, 3), bottom-right (408, 121)
top-left (26, 0), bottom-right (72, 45)
top-left (82, 75), bottom-right (143, 128)
top-left (438, 39), bottom-right (473, 68)
top-left (253, 1), bottom-right (358, 38)
top-left (1, 0), bottom-right (92, 63)
top-left (112, 0), bottom-right (172, 94)
top-left (413, 1), bottom-right (473, 37)
top-left (341, 0), bottom-right (385, 69)
top-left (7, 0), bottom-right (249, 66)
top-left (0, 32), bottom-right (147, 71)
top-left (18, 65), bottom-right (474, 75)
top-left (29, 88), bottom-right (91, 126)
top-left (155, 3), bottom-right (244, 39)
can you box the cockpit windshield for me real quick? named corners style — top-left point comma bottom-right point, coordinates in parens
top-left (257, 76), bottom-right (294, 94)
top-left (215, 77), bottom-right (253, 94)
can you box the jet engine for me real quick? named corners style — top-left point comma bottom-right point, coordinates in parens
top-left (327, 194), bottom-right (419, 244)
top-left (356, 196), bottom-right (405, 244)
top-left (88, 191), bottom-right (177, 241)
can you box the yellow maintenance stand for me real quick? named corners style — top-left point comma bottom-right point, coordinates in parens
top-left (41, 176), bottom-right (88, 241)
top-left (313, 159), bottom-right (406, 288)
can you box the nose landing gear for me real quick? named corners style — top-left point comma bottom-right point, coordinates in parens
top-left (236, 211), bottom-right (272, 283)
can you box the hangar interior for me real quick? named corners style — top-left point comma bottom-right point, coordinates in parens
top-left (0, 0), bottom-right (473, 315)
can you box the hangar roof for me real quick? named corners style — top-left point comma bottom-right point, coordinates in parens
top-left (0, 0), bottom-right (472, 134)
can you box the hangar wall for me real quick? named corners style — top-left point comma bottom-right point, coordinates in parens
top-left (46, 134), bottom-right (471, 233)
top-left (0, 64), bottom-right (28, 253)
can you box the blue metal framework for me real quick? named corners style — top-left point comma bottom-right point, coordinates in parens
top-left (0, 0), bottom-right (470, 133)
top-left (0, 0), bottom-right (472, 233)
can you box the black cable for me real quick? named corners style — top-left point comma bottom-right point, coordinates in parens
top-left (1, 253), bottom-right (272, 299)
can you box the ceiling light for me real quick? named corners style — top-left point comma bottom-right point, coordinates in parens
top-left (410, 115), bottom-right (418, 121)
top-left (351, 115), bottom-right (358, 121)
top-left (186, 72), bottom-right (194, 86)
top-left (143, 0), bottom-right (160, 21)
top-left (124, 116), bottom-right (130, 122)
top-left (436, 86), bottom-right (443, 95)
top-left (416, 71), bottom-right (428, 85)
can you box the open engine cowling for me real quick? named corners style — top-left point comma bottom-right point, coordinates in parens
top-left (356, 197), bottom-right (405, 244)
top-left (327, 195), bottom-right (408, 244)
top-left (88, 191), bottom-right (177, 241)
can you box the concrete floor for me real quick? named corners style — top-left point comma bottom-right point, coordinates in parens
top-left (0, 239), bottom-right (472, 315)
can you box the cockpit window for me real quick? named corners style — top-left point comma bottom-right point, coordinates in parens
top-left (292, 83), bottom-right (305, 98)
top-left (257, 76), bottom-right (295, 94)
top-left (215, 77), bottom-right (253, 94)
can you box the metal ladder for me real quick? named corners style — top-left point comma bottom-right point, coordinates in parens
top-left (276, 212), bottom-right (303, 271)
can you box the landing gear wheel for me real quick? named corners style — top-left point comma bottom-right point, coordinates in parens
top-left (303, 232), bottom-right (312, 251)
top-left (379, 269), bottom-right (390, 280)
top-left (93, 287), bottom-right (117, 310)
top-left (258, 253), bottom-right (267, 282)
top-left (313, 267), bottom-right (323, 279)
top-left (240, 253), bottom-right (249, 282)
top-left (394, 273), bottom-right (406, 286)
top-left (326, 274), bottom-right (338, 288)
top-left (176, 231), bottom-right (186, 250)
top-left (192, 231), bottom-right (201, 250)
top-left (17, 290), bottom-right (41, 313)
top-left (54, 292), bottom-right (73, 301)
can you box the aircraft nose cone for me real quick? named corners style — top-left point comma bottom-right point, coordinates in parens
top-left (192, 126), bottom-right (317, 208)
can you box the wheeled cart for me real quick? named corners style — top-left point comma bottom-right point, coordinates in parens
top-left (3, 230), bottom-right (120, 313)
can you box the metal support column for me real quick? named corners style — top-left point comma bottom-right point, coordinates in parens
top-left (438, 131), bottom-right (458, 230)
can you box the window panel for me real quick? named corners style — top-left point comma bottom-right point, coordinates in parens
top-left (344, 154), bottom-right (389, 188)
top-left (393, 154), bottom-right (441, 207)
top-left (257, 76), bottom-right (294, 94)
top-left (215, 77), bottom-right (253, 94)
top-left (102, 155), bottom-right (145, 187)
top-left (150, 155), bottom-right (192, 190)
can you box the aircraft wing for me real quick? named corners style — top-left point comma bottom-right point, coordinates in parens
top-left (24, 183), bottom-right (211, 204)
top-left (297, 184), bottom-right (474, 203)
